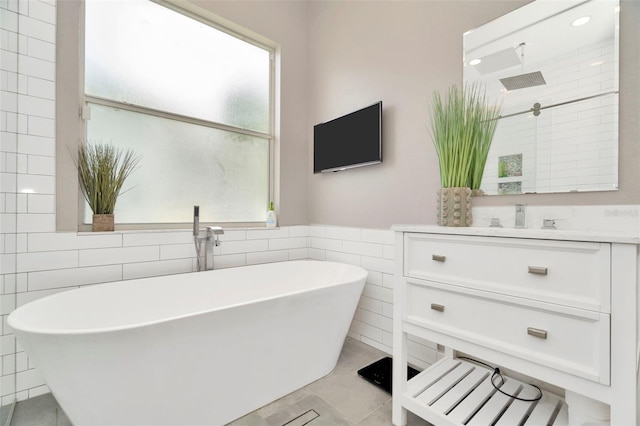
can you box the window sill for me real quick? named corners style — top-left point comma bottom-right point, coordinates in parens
top-left (77, 222), bottom-right (272, 234)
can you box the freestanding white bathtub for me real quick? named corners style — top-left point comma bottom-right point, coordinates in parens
top-left (8, 260), bottom-right (367, 425)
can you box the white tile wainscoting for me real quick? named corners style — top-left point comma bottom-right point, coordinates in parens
top-left (307, 225), bottom-right (438, 370)
top-left (0, 224), bottom-right (438, 405)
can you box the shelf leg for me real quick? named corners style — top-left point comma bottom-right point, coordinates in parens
top-left (392, 330), bottom-right (408, 426)
top-left (565, 390), bottom-right (609, 426)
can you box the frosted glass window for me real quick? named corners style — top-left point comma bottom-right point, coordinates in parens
top-left (85, 0), bottom-right (270, 133)
top-left (83, 0), bottom-right (273, 225)
top-left (86, 104), bottom-right (269, 223)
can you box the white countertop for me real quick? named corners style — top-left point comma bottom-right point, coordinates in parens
top-left (391, 224), bottom-right (640, 244)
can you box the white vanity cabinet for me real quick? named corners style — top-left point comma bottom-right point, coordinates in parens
top-left (392, 226), bottom-right (640, 426)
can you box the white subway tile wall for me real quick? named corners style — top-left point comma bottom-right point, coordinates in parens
top-left (309, 225), bottom-right (437, 370)
top-left (1, 0), bottom-right (57, 405)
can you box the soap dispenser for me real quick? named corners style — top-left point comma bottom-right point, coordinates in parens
top-left (266, 202), bottom-right (277, 228)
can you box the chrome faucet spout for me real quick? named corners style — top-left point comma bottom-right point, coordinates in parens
top-left (207, 226), bottom-right (224, 247)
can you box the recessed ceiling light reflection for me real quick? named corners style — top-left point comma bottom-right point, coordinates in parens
top-left (469, 58), bottom-right (482, 66)
top-left (21, 189), bottom-right (35, 194)
top-left (572, 16), bottom-right (590, 27)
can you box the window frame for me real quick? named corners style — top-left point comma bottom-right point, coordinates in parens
top-left (78, 0), bottom-right (276, 231)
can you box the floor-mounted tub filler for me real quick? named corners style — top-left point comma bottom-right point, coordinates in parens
top-left (8, 260), bottom-right (367, 426)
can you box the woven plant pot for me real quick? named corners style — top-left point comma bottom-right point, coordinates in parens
top-left (437, 187), bottom-right (472, 227)
top-left (93, 214), bottom-right (114, 232)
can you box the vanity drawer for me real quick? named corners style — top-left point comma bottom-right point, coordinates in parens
top-left (404, 233), bottom-right (611, 312)
top-left (406, 281), bottom-right (610, 384)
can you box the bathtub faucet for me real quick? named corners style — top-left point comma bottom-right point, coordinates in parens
top-left (207, 226), bottom-right (224, 247)
top-left (193, 206), bottom-right (224, 271)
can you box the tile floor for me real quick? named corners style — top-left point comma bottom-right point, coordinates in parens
top-left (9, 337), bottom-right (432, 426)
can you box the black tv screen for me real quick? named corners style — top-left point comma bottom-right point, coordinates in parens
top-left (314, 101), bottom-right (382, 173)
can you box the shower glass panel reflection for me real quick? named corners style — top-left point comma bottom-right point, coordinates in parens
top-left (481, 92), bottom-right (618, 195)
top-left (481, 104), bottom-right (540, 195)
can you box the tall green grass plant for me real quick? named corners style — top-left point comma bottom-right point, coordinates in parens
top-left (76, 142), bottom-right (141, 215)
top-left (430, 83), bottom-right (501, 190)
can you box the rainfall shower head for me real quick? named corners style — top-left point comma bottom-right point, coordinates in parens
top-left (500, 71), bottom-right (546, 90)
top-left (498, 43), bottom-right (546, 91)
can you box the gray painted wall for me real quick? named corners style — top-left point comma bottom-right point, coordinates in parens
top-left (307, 0), bottom-right (640, 229)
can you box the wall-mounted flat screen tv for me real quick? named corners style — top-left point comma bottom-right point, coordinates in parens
top-left (313, 101), bottom-right (382, 173)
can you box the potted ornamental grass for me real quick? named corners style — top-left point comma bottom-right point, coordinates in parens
top-left (76, 142), bottom-right (141, 231)
top-left (430, 82), bottom-right (501, 226)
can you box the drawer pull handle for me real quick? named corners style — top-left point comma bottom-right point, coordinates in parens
top-left (528, 266), bottom-right (548, 275)
top-left (431, 303), bottom-right (445, 312)
top-left (527, 327), bottom-right (547, 339)
top-left (432, 254), bottom-right (446, 262)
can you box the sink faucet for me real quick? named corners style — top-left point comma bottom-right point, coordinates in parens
top-left (193, 206), bottom-right (224, 271)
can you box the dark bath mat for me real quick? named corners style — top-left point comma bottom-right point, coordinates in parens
top-left (357, 356), bottom-right (420, 394)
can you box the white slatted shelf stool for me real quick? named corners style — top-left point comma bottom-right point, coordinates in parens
top-left (402, 357), bottom-right (567, 426)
